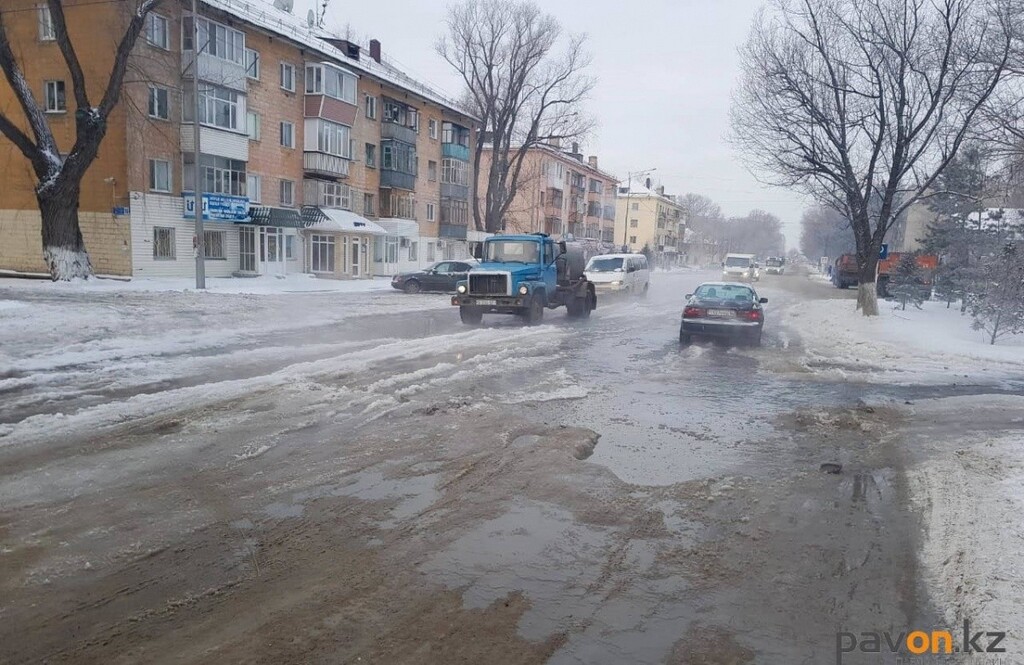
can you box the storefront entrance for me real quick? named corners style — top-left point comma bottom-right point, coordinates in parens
top-left (260, 227), bottom-right (285, 275)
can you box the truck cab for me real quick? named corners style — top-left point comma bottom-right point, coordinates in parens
top-left (451, 233), bottom-right (595, 325)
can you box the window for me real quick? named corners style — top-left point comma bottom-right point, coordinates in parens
top-left (153, 227), bottom-right (175, 260)
top-left (426, 203), bottom-right (435, 222)
top-left (311, 235), bottom-right (335, 273)
top-left (629, 235), bottom-right (637, 244)
top-left (427, 242), bottom-right (435, 262)
top-left (630, 219), bottom-right (639, 227)
top-left (365, 143), bottom-right (377, 168)
top-left (381, 191), bottom-right (416, 219)
top-left (383, 98), bottom-right (418, 130)
top-left (363, 193), bottom-right (375, 216)
top-left (184, 154), bottom-right (246, 196)
top-left (428, 119), bottom-right (438, 140)
top-left (320, 181), bottom-right (350, 209)
top-left (409, 241), bottom-right (418, 261)
top-left (148, 86), bottom-right (169, 120)
top-left (304, 64), bottom-right (357, 104)
top-left (38, 6), bottom-right (55, 41)
top-left (280, 179), bottom-right (295, 206)
top-left (365, 95), bottom-right (377, 119)
top-left (145, 13), bottom-right (169, 49)
top-left (245, 48), bottom-right (260, 79)
top-left (280, 121), bottom-right (294, 148)
top-left (631, 202), bottom-right (639, 211)
top-left (183, 85), bottom-right (241, 130)
top-left (312, 119), bottom-right (349, 157)
top-left (381, 140), bottom-right (417, 175)
top-left (204, 230), bottom-right (226, 259)
top-left (183, 17), bottom-right (244, 63)
top-left (428, 160), bottom-right (437, 181)
top-left (280, 62), bottom-right (295, 92)
top-left (441, 122), bottom-right (470, 147)
top-left (248, 174), bottom-right (261, 203)
top-left (44, 80), bottom-right (65, 113)
top-left (440, 198), bottom-right (469, 226)
top-left (589, 178), bottom-right (601, 193)
top-left (246, 111), bottom-right (260, 140)
top-left (149, 159), bottom-right (171, 192)
top-left (285, 235), bottom-right (295, 260)
top-left (441, 158), bottom-right (468, 186)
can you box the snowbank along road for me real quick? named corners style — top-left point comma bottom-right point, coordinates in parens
top-left (1, 269), bottom-right (1022, 664)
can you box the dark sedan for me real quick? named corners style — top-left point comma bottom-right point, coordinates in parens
top-left (679, 282), bottom-right (768, 346)
top-left (391, 260), bottom-right (477, 294)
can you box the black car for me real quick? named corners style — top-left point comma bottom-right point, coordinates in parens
top-left (391, 260), bottom-right (477, 294)
top-left (679, 282), bottom-right (768, 346)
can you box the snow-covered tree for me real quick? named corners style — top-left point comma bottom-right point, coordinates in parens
top-left (968, 240), bottom-right (1024, 344)
top-left (889, 254), bottom-right (927, 310)
top-left (0, 0), bottom-right (165, 280)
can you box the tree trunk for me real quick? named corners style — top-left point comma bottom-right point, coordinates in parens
top-left (37, 184), bottom-right (92, 281)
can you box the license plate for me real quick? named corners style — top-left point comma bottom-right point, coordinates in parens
top-left (475, 299), bottom-right (497, 306)
top-left (707, 309), bottom-right (735, 318)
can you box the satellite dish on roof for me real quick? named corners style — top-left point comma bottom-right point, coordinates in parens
top-left (272, 0), bottom-right (294, 13)
top-left (306, 9), bottom-right (315, 26)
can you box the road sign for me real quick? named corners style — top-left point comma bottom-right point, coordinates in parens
top-left (879, 243), bottom-right (889, 260)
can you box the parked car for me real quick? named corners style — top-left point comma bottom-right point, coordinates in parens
top-left (584, 253), bottom-right (650, 296)
top-left (679, 282), bottom-right (768, 346)
top-left (721, 253), bottom-right (760, 282)
top-left (391, 260), bottom-right (477, 293)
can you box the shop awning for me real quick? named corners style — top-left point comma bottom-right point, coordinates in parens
top-left (301, 206), bottom-right (389, 235)
top-left (245, 206), bottom-right (306, 228)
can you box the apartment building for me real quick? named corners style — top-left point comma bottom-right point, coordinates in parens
top-left (480, 142), bottom-right (618, 253)
top-left (0, 0), bottom-right (477, 280)
top-left (614, 183), bottom-right (685, 264)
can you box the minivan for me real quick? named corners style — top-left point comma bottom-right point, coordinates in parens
top-left (584, 253), bottom-right (651, 296)
top-left (722, 253), bottom-right (759, 282)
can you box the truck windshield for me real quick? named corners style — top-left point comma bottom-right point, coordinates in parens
top-left (586, 257), bottom-right (623, 272)
top-left (725, 256), bottom-right (751, 267)
top-left (485, 241), bottom-right (540, 264)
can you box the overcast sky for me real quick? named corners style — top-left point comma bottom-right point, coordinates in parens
top-left (309, 0), bottom-right (808, 245)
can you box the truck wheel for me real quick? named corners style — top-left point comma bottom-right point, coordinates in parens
top-left (459, 307), bottom-right (483, 325)
top-left (580, 292), bottom-right (594, 319)
top-left (641, 283), bottom-right (649, 298)
top-left (523, 296), bottom-right (544, 325)
top-left (566, 296), bottom-right (583, 318)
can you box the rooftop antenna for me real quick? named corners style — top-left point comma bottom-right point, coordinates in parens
top-left (306, 8), bottom-right (315, 27)
top-left (272, 0), bottom-right (293, 13)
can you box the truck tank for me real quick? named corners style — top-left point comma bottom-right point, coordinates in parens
top-left (557, 242), bottom-right (587, 282)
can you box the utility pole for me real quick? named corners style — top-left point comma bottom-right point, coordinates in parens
top-left (192, 0), bottom-right (206, 289)
top-left (620, 168), bottom-right (655, 251)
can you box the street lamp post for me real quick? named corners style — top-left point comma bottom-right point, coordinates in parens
top-left (620, 168), bottom-right (655, 251)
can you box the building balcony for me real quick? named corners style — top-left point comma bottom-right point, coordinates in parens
top-left (180, 124), bottom-right (248, 161)
top-left (440, 182), bottom-right (469, 200)
top-left (442, 142), bottom-right (470, 161)
top-left (439, 223), bottom-right (468, 239)
top-left (182, 51), bottom-right (247, 91)
top-left (381, 121), bottom-right (417, 145)
top-left (303, 151), bottom-right (350, 178)
top-left (380, 169), bottom-right (416, 191)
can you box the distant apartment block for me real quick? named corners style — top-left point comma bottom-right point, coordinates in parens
top-left (615, 183), bottom-right (685, 263)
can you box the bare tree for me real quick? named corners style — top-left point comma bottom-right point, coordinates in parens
top-left (800, 205), bottom-right (854, 262)
top-left (437, 0), bottom-right (594, 233)
top-left (0, 0), bottom-right (164, 280)
top-left (731, 0), bottom-right (1013, 315)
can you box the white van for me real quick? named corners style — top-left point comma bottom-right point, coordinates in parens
top-left (722, 253), bottom-right (759, 282)
top-left (584, 253), bottom-right (651, 296)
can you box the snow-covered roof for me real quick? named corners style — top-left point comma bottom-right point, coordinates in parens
top-left (202, 0), bottom-right (476, 120)
top-left (966, 208), bottom-right (1024, 230)
top-left (303, 207), bottom-right (388, 235)
top-left (617, 182), bottom-right (680, 207)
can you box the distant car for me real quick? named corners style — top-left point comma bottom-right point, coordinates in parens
top-left (391, 260), bottom-right (477, 294)
top-left (721, 253), bottom-right (759, 282)
top-left (764, 257), bottom-right (785, 275)
top-left (584, 253), bottom-right (650, 296)
top-left (679, 282), bottom-right (768, 346)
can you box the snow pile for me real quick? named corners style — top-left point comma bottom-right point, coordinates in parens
top-left (0, 274), bottom-right (395, 295)
top-left (786, 298), bottom-right (1024, 385)
top-left (906, 396), bottom-right (1024, 647)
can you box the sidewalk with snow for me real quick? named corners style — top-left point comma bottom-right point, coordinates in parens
top-left (785, 297), bottom-right (1024, 385)
top-left (0, 273), bottom-right (396, 295)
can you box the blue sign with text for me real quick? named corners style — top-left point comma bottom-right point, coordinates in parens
top-left (879, 243), bottom-right (889, 260)
top-left (182, 193), bottom-right (249, 222)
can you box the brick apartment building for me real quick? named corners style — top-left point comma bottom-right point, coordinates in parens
top-left (614, 182), bottom-right (685, 266)
top-left (480, 141), bottom-right (619, 256)
top-left (0, 0), bottom-right (478, 280)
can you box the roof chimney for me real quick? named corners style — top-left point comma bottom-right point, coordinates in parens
top-left (656, 185), bottom-right (665, 196)
top-left (645, 177), bottom-right (652, 189)
top-left (369, 39), bottom-right (381, 63)
top-left (587, 155), bottom-right (598, 169)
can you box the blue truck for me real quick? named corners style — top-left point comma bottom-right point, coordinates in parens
top-left (451, 233), bottom-right (596, 325)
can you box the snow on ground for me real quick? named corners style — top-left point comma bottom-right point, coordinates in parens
top-left (785, 298), bottom-right (1024, 385)
top-left (905, 395), bottom-right (1024, 649)
top-left (0, 273), bottom-right (395, 295)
